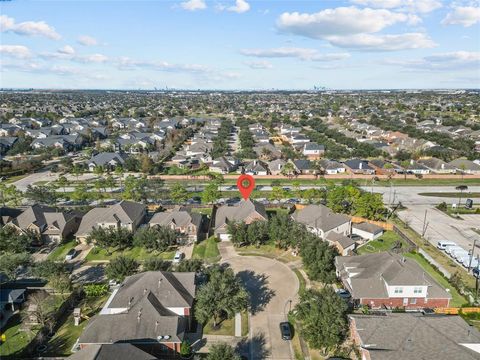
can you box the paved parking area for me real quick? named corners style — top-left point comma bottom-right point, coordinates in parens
top-left (219, 242), bottom-right (298, 360)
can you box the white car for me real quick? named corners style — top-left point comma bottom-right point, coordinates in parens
top-left (173, 251), bottom-right (184, 263)
top-left (65, 248), bottom-right (77, 261)
top-left (452, 249), bottom-right (469, 261)
top-left (446, 246), bottom-right (463, 255)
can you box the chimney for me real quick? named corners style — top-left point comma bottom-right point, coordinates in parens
top-left (158, 278), bottom-right (162, 290)
top-left (144, 288), bottom-right (148, 295)
top-left (359, 162), bottom-right (363, 169)
top-left (137, 309), bottom-right (142, 322)
top-left (155, 320), bottom-right (159, 332)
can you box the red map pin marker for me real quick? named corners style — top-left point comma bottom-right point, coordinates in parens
top-left (237, 174), bottom-right (255, 200)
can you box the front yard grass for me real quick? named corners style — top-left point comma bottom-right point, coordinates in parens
top-left (85, 246), bottom-right (176, 262)
top-left (192, 237), bottom-right (220, 263)
top-left (0, 313), bottom-right (38, 358)
top-left (404, 252), bottom-right (467, 307)
top-left (356, 231), bottom-right (407, 255)
top-left (236, 243), bottom-right (298, 263)
top-left (43, 294), bottom-right (109, 357)
top-left (47, 240), bottom-right (77, 261)
top-left (203, 317), bottom-right (235, 336)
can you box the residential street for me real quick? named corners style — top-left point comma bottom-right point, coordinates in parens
top-left (219, 242), bottom-right (299, 360)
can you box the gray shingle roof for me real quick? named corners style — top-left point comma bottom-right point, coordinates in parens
top-left (350, 313), bottom-right (480, 360)
top-left (336, 252), bottom-right (452, 300)
top-left (353, 222), bottom-right (384, 235)
top-left (214, 199), bottom-right (267, 231)
top-left (149, 206), bottom-right (202, 229)
top-left (68, 344), bottom-right (156, 360)
top-left (292, 204), bottom-right (350, 232)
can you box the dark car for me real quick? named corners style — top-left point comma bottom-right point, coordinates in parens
top-left (473, 267), bottom-right (480, 278)
top-left (336, 289), bottom-right (351, 300)
top-left (279, 322), bottom-right (292, 340)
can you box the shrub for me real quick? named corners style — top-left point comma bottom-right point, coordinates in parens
top-left (84, 284), bottom-right (109, 297)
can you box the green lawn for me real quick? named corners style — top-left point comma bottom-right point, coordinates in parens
top-left (0, 314), bottom-right (38, 358)
top-left (404, 252), bottom-right (467, 307)
top-left (85, 246), bottom-right (176, 262)
top-left (47, 240), bottom-right (77, 261)
top-left (236, 242), bottom-right (298, 263)
top-left (293, 269), bottom-right (307, 294)
top-left (203, 316), bottom-right (235, 336)
top-left (356, 231), bottom-right (407, 255)
top-left (43, 295), bottom-right (109, 357)
top-left (192, 237), bottom-right (220, 263)
top-left (191, 207), bottom-right (213, 216)
top-left (3, 174), bottom-right (28, 184)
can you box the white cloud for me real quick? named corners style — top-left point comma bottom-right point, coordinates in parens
top-left (180, 0), bottom-right (207, 11)
top-left (244, 60), bottom-right (273, 69)
top-left (74, 54), bottom-right (108, 63)
top-left (0, 15), bottom-right (61, 40)
top-left (327, 33), bottom-right (436, 51)
top-left (77, 35), bottom-right (98, 46)
top-left (350, 0), bottom-right (442, 13)
top-left (442, 6), bottom-right (480, 27)
top-left (227, 0), bottom-right (250, 13)
top-left (58, 45), bottom-right (75, 55)
top-left (241, 47), bottom-right (351, 61)
top-left (384, 51), bottom-right (480, 70)
top-left (0, 45), bottom-right (31, 58)
top-left (276, 7), bottom-right (421, 39)
top-left (116, 57), bottom-right (209, 73)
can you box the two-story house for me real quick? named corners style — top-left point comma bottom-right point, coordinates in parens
top-left (336, 252), bottom-right (452, 309)
top-left (292, 204), bottom-right (351, 240)
top-left (75, 201), bottom-right (146, 243)
top-left (149, 206), bottom-right (204, 243)
top-left (78, 271), bottom-right (195, 356)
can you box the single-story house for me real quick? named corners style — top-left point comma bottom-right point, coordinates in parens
top-left (352, 222), bottom-right (384, 240)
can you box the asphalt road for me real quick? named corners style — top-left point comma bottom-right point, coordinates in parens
top-left (219, 242), bottom-right (298, 360)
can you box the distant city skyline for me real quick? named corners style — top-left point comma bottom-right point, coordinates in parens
top-left (1, 0), bottom-right (479, 90)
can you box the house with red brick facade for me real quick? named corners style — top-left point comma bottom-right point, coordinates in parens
top-left (349, 313), bottom-right (480, 360)
top-left (77, 271), bottom-right (195, 357)
top-left (336, 252), bottom-right (451, 309)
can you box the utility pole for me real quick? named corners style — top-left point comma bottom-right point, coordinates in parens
top-left (475, 255), bottom-right (480, 300)
top-left (468, 239), bottom-right (477, 272)
top-left (421, 210), bottom-right (428, 237)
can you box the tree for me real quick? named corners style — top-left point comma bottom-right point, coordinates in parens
top-left (201, 182), bottom-right (221, 204)
top-left (195, 265), bottom-right (249, 327)
top-left (280, 162), bottom-right (296, 178)
top-left (0, 184), bottom-right (23, 206)
top-left (354, 192), bottom-right (385, 220)
top-left (299, 235), bottom-right (338, 284)
top-left (207, 343), bottom-right (241, 360)
top-left (31, 260), bottom-right (67, 279)
top-left (456, 185), bottom-right (468, 206)
top-left (93, 165), bottom-right (104, 177)
top-left (72, 164), bottom-right (84, 180)
top-left (87, 227), bottom-right (133, 250)
top-left (71, 183), bottom-right (89, 203)
top-left (227, 222), bottom-right (249, 247)
top-left (0, 252), bottom-right (31, 281)
top-left (295, 287), bottom-right (348, 352)
top-left (24, 185), bottom-right (58, 206)
top-left (123, 175), bottom-right (148, 201)
top-left (269, 186), bottom-right (286, 202)
top-left (133, 226), bottom-right (177, 252)
top-left (176, 259), bottom-right (204, 272)
top-left (143, 257), bottom-right (172, 271)
top-left (106, 256), bottom-right (139, 282)
top-left (140, 154), bottom-right (153, 174)
top-left (170, 182), bottom-right (189, 204)
top-left (57, 175), bottom-right (69, 194)
top-left (0, 226), bottom-right (31, 253)
top-left (114, 165), bottom-right (124, 189)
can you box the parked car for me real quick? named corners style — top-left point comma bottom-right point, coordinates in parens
top-left (445, 246), bottom-right (463, 255)
top-left (437, 241), bottom-right (457, 250)
top-left (65, 248), bottom-right (78, 261)
top-left (279, 322), bottom-right (292, 340)
top-left (336, 289), bottom-right (351, 300)
top-left (173, 251), bottom-right (184, 263)
top-left (473, 267), bottom-right (480, 278)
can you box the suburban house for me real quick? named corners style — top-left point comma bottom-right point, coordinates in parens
top-left (77, 271), bottom-right (195, 356)
top-left (291, 204), bottom-right (351, 240)
top-left (243, 160), bottom-right (269, 176)
top-left (0, 288), bottom-right (26, 311)
top-left (349, 313), bottom-right (480, 360)
top-left (352, 222), bottom-right (384, 241)
top-left (344, 159), bottom-right (375, 175)
top-left (397, 160), bottom-right (431, 175)
top-left (292, 159), bottom-right (313, 175)
top-left (319, 159), bottom-right (346, 175)
top-left (448, 159), bottom-right (480, 174)
top-left (0, 206), bottom-right (23, 226)
top-left (336, 252), bottom-right (452, 309)
top-left (267, 159), bottom-right (286, 175)
top-left (68, 343), bottom-right (156, 360)
top-left (149, 206), bottom-right (204, 242)
top-left (75, 201), bottom-right (146, 243)
top-left (86, 152), bottom-right (129, 171)
top-left (6, 204), bottom-right (81, 243)
top-left (213, 199), bottom-right (267, 240)
top-left (418, 157), bottom-right (456, 174)
top-left (302, 142), bottom-right (325, 160)
top-left (368, 159), bottom-right (398, 175)
top-left (209, 157), bottom-right (238, 174)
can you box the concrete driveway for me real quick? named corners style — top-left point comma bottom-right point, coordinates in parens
top-left (219, 242), bottom-right (299, 360)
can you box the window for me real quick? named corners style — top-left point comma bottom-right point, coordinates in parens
top-left (410, 298), bottom-right (417, 304)
top-left (394, 287), bottom-right (403, 294)
top-left (414, 287), bottom-right (422, 294)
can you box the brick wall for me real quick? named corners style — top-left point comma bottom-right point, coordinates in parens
top-left (360, 297), bottom-right (450, 309)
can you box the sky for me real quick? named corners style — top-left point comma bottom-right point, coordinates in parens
top-left (0, 0), bottom-right (479, 90)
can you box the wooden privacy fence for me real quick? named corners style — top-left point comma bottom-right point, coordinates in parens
top-left (350, 216), bottom-right (394, 230)
top-left (435, 307), bottom-right (480, 315)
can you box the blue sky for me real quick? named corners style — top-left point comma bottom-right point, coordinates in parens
top-left (0, 0), bottom-right (479, 89)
